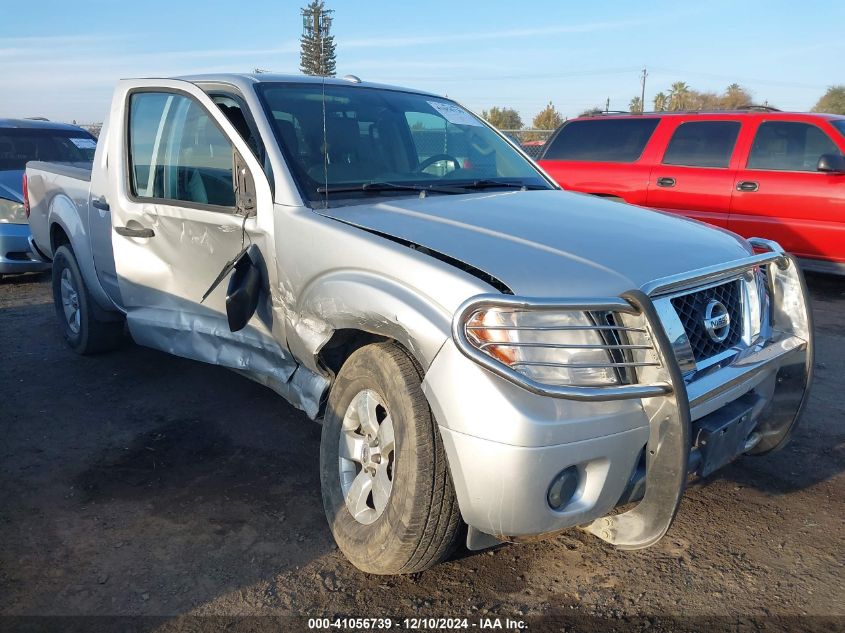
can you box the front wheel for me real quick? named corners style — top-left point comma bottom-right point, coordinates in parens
top-left (320, 342), bottom-right (462, 574)
top-left (51, 245), bottom-right (124, 354)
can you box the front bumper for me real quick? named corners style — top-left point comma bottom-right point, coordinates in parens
top-left (423, 242), bottom-right (812, 547)
top-left (0, 224), bottom-right (50, 274)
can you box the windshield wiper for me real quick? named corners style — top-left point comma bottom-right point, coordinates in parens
top-left (452, 179), bottom-right (546, 191)
top-left (316, 181), bottom-right (463, 195)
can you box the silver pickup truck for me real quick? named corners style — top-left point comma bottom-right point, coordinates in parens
top-left (25, 74), bottom-right (812, 575)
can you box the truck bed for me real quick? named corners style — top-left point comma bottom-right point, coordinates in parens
top-left (25, 160), bottom-right (92, 259)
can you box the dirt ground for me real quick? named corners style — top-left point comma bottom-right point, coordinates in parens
top-left (0, 271), bottom-right (842, 631)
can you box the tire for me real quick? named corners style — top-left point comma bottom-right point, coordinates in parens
top-left (320, 342), bottom-right (462, 574)
top-left (51, 245), bottom-right (124, 354)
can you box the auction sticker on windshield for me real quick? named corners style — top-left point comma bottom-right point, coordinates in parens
top-left (427, 101), bottom-right (482, 126)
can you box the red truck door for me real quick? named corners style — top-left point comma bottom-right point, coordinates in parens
top-left (646, 119), bottom-right (742, 228)
top-left (729, 119), bottom-right (845, 265)
top-left (538, 117), bottom-right (661, 206)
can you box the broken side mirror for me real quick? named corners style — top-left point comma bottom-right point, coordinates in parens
top-left (817, 153), bottom-right (845, 174)
top-left (225, 243), bottom-right (263, 332)
top-left (233, 150), bottom-right (257, 217)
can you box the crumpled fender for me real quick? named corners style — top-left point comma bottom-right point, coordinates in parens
top-left (285, 268), bottom-right (453, 379)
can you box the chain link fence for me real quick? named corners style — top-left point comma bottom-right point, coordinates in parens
top-left (78, 123), bottom-right (102, 138)
top-left (499, 129), bottom-right (555, 160)
top-left (409, 128), bottom-right (555, 164)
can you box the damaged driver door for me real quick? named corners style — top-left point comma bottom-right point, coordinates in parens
top-left (106, 79), bottom-right (297, 384)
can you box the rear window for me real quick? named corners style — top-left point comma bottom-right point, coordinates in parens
top-left (542, 118), bottom-right (659, 162)
top-left (0, 128), bottom-right (96, 171)
top-left (662, 121), bottom-right (741, 168)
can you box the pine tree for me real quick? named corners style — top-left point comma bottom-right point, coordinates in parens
top-left (300, 1), bottom-right (337, 77)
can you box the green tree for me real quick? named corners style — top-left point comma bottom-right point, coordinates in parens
top-left (721, 83), bottom-right (753, 109)
top-left (690, 91), bottom-right (721, 110)
top-left (300, 1), bottom-right (337, 77)
top-left (578, 107), bottom-right (603, 117)
top-left (532, 101), bottom-right (564, 130)
top-left (667, 81), bottom-right (691, 111)
top-left (652, 92), bottom-right (667, 112)
top-left (812, 85), bottom-right (845, 115)
top-left (481, 106), bottom-right (523, 130)
top-left (628, 96), bottom-right (643, 113)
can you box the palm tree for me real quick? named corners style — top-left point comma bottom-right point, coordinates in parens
top-left (629, 96), bottom-right (643, 113)
top-left (652, 92), bottom-right (667, 112)
top-left (722, 83), bottom-right (751, 109)
top-left (667, 82), bottom-right (691, 111)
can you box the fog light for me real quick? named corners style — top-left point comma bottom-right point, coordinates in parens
top-left (547, 466), bottom-right (579, 510)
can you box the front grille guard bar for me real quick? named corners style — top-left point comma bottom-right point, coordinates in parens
top-left (451, 239), bottom-right (798, 550)
top-left (452, 295), bottom-right (673, 402)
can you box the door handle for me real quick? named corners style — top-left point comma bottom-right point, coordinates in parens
top-left (115, 226), bottom-right (155, 238)
top-left (736, 181), bottom-right (759, 192)
top-left (92, 197), bottom-right (110, 211)
top-left (656, 177), bottom-right (676, 188)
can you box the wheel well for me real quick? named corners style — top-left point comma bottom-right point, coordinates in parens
top-left (50, 223), bottom-right (71, 253)
top-left (318, 329), bottom-right (389, 378)
top-left (316, 329), bottom-right (427, 420)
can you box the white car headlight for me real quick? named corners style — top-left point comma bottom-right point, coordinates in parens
top-left (0, 199), bottom-right (27, 224)
top-left (464, 307), bottom-right (622, 387)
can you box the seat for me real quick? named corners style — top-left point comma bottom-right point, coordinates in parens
top-left (219, 104), bottom-right (266, 163)
top-left (275, 120), bottom-right (299, 157)
top-left (307, 117), bottom-right (373, 182)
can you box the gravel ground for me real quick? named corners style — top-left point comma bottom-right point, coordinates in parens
top-left (0, 271), bottom-right (842, 631)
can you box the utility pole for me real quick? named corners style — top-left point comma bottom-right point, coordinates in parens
top-left (605, 97), bottom-right (610, 113)
top-left (640, 67), bottom-right (648, 113)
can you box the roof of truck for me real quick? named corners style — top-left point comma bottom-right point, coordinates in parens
top-left (176, 73), bottom-right (441, 98)
top-left (0, 118), bottom-right (93, 132)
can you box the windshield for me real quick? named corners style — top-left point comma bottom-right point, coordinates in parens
top-left (257, 83), bottom-right (552, 205)
top-left (0, 128), bottom-right (96, 171)
top-left (832, 120), bottom-right (845, 140)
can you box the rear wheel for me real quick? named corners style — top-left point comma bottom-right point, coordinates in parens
top-left (51, 245), bottom-right (124, 354)
top-left (320, 342), bottom-right (462, 574)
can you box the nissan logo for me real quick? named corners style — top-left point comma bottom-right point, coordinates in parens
top-left (703, 299), bottom-right (731, 343)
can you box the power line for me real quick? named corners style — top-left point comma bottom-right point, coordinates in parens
top-left (649, 66), bottom-right (828, 90)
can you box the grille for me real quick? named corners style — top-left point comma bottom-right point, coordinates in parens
top-left (671, 280), bottom-right (742, 363)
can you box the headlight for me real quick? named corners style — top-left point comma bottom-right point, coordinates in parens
top-left (0, 199), bottom-right (27, 224)
top-left (464, 307), bottom-right (621, 387)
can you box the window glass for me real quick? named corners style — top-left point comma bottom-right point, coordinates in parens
top-left (128, 92), bottom-right (235, 208)
top-left (747, 121), bottom-right (840, 171)
top-left (257, 83), bottom-right (550, 205)
top-left (542, 118), bottom-right (660, 162)
top-left (832, 120), bottom-right (845, 139)
top-left (662, 121), bottom-right (740, 168)
top-left (0, 129), bottom-right (96, 171)
top-left (404, 111), bottom-right (472, 176)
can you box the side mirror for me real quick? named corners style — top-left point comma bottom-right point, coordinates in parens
top-left (226, 244), bottom-right (262, 332)
top-left (817, 153), bottom-right (845, 174)
top-left (233, 151), bottom-right (257, 217)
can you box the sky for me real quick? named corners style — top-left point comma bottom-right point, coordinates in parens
top-left (1, 0), bottom-right (842, 125)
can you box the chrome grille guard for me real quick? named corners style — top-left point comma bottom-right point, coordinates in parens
top-left (451, 239), bottom-right (811, 550)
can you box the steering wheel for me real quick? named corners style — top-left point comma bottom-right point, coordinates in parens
top-left (415, 153), bottom-right (462, 174)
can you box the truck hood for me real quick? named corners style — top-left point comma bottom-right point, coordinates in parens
top-left (0, 170), bottom-right (24, 203)
top-left (318, 190), bottom-right (751, 297)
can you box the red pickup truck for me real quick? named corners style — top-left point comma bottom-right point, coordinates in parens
top-left (538, 110), bottom-right (845, 274)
